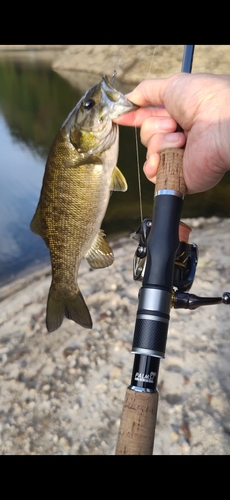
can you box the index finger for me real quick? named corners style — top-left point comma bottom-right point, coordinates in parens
top-left (126, 78), bottom-right (168, 107)
top-left (114, 105), bottom-right (170, 127)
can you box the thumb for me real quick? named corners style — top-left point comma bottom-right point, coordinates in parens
top-left (126, 77), bottom-right (168, 107)
top-left (127, 74), bottom-right (191, 128)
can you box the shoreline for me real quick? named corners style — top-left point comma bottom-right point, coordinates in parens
top-left (2, 45), bottom-right (230, 85)
top-left (1, 47), bottom-right (230, 454)
top-left (0, 216), bottom-right (230, 454)
top-left (0, 216), bottom-right (223, 296)
top-left (0, 215), bottom-right (227, 299)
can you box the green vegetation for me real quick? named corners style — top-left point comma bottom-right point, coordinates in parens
top-left (0, 59), bottom-right (80, 158)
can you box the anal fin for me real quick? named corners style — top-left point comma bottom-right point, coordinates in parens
top-left (85, 229), bottom-right (114, 268)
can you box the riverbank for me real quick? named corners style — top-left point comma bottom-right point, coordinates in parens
top-left (1, 217), bottom-right (230, 455)
top-left (1, 46), bottom-right (230, 454)
top-left (2, 45), bottom-right (230, 90)
top-left (52, 45), bottom-right (230, 85)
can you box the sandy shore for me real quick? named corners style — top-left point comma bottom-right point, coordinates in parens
top-left (1, 217), bottom-right (230, 455)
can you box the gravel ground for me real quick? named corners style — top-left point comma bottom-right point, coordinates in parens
top-left (1, 46), bottom-right (230, 454)
top-left (0, 217), bottom-right (230, 455)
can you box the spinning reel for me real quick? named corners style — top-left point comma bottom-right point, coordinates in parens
top-left (132, 218), bottom-right (230, 309)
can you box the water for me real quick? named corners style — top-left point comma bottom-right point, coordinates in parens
top-left (0, 55), bottom-right (148, 286)
top-left (0, 53), bottom-right (229, 286)
top-left (0, 112), bottom-right (49, 282)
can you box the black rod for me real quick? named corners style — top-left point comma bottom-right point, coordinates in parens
top-left (181, 45), bottom-right (194, 73)
top-left (115, 45), bottom-right (195, 455)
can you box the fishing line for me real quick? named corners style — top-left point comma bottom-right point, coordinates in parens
top-left (111, 70), bottom-right (117, 86)
top-left (111, 45), bottom-right (129, 84)
top-left (111, 45), bottom-right (144, 223)
top-left (146, 45), bottom-right (158, 79)
top-left (135, 127), bottom-right (143, 223)
top-left (134, 45), bottom-right (158, 222)
top-left (112, 45), bottom-right (158, 224)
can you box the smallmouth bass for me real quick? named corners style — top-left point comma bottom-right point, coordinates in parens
top-left (30, 76), bottom-right (138, 332)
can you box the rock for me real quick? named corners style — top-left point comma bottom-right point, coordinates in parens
top-left (52, 45), bottom-right (230, 88)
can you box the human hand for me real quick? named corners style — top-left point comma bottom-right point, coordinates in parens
top-left (114, 73), bottom-right (230, 194)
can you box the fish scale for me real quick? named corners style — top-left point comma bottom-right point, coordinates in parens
top-left (30, 76), bottom-right (138, 332)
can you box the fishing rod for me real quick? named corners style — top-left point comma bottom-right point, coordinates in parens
top-left (115, 45), bottom-right (230, 455)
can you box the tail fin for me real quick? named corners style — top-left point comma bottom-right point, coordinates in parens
top-left (46, 285), bottom-right (92, 332)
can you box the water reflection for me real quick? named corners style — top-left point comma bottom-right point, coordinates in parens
top-left (0, 58), bottom-right (82, 285)
top-left (0, 112), bottom-right (49, 284)
top-left (0, 54), bottom-right (229, 286)
top-left (0, 57), bottom-right (146, 286)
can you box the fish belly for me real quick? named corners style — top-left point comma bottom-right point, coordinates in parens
top-left (42, 162), bottom-right (110, 288)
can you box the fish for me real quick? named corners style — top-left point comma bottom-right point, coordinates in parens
top-left (30, 75), bottom-right (138, 333)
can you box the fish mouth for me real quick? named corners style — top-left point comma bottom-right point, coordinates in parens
top-left (101, 75), bottom-right (139, 119)
top-left (109, 98), bottom-right (139, 119)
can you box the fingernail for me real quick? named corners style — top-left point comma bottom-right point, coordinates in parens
top-left (165, 132), bottom-right (181, 142)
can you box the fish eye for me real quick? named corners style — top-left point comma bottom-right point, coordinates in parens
top-left (83, 99), bottom-right (95, 110)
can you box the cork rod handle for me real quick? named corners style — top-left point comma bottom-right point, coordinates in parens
top-left (156, 148), bottom-right (186, 195)
top-left (115, 389), bottom-right (158, 455)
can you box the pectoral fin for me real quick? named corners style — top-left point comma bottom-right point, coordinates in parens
top-left (110, 166), bottom-right (127, 192)
top-left (30, 202), bottom-right (43, 238)
top-left (85, 230), bottom-right (114, 268)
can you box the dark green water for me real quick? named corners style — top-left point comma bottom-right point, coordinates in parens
top-left (0, 55), bottom-right (229, 285)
